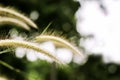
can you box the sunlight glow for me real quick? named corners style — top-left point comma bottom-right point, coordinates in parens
top-left (15, 47), bottom-right (26, 58)
top-left (36, 41), bottom-right (55, 62)
top-left (76, 0), bottom-right (120, 64)
top-left (56, 48), bottom-right (73, 64)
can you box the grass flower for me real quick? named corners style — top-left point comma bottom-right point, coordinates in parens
top-left (0, 39), bottom-right (64, 65)
top-left (0, 6), bottom-right (37, 29)
top-left (0, 17), bottom-right (30, 30)
top-left (0, 5), bottom-right (84, 66)
top-left (35, 35), bottom-right (83, 57)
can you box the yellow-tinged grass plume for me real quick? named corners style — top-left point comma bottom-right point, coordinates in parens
top-left (0, 76), bottom-right (8, 80)
top-left (0, 39), bottom-right (65, 65)
top-left (0, 17), bottom-right (30, 30)
top-left (0, 6), bottom-right (37, 29)
top-left (35, 35), bottom-right (83, 57)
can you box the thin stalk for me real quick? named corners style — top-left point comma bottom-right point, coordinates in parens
top-left (0, 60), bottom-right (21, 73)
top-left (0, 48), bottom-right (13, 54)
top-left (51, 62), bottom-right (57, 80)
top-left (41, 22), bottom-right (52, 35)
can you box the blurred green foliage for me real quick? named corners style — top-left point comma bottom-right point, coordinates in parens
top-left (0, 0), bottom-right (120, 80)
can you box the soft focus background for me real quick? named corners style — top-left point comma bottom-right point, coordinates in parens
top-left (0, 0), bottom-right (120, 80)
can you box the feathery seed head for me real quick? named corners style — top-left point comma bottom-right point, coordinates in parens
top-left (0, 6), bottom-right (38, 29)
top-left (0, 17), bottom-right (30, 30)
top-left (35, 35), bottom-right (84, 57)
top-left (0, 39), bottom-right (65, 65)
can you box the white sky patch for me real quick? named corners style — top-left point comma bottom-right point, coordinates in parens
top-left (39, 41), bottom-right (56, 55)
top-left (26, 49), bottom-right (38, 62)
top-left (15, 47), bottom-right (26, 58)
top-left (73, 53), bottom-right (88, 65)
top-left (76, 0), bottom-right (120, 64)
top-left (36, 41), bottom-right (56, 63)
top-left (25, 41), bottom-right (56, 62)
top-left (56, 48), bottom-right (73, 64)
